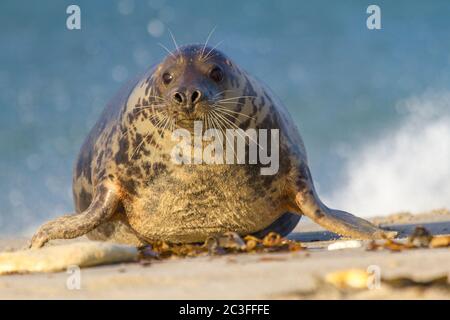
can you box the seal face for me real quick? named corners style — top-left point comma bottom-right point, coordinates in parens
top-left (30, 44), bottom-right (396, 248)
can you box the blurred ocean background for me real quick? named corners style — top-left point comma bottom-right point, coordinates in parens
top-left (1, 0), bottom-right (450, 235)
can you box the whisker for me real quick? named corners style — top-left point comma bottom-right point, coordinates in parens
top-left (201, 26), bottom-right (217, 59)
top-left (149, 114), bottom-right (166, 130)
top-left (134, 104), bottom-right (166, 110)
top-left (162, 111), bottom-right (175, 133)
top-left (147, 95), bottom-right (166, 101)
top-left (170, 116), bottom-right (176, 131)
top-left (160, 114), bottom-right (170, 131)
top-left (119, 129), bottom-right (128, 139)
top-left (168, 29), bottom-right (180, 52)
top-left (149, 114), bottom-right (168, 145)
top-left (208, 112), bottom-right (225, 149)
top-left (214, 100), bottom-right (247, 106)
top-left (133, 108), bottom-right (165, 118)
top-left (158, 42), bottom-right (175, 58)
top-left (130, 132), bottom-right (151, 159)
top-left (167, 113), bottom-right (176, 131)
top-left (213, 109), bottom-right (240, 123)
top-left (212, 110), bottom-right (238, 131)
top-left (216, 95), bottom-right (255, 102)
top-left (210, 111), bottom-right (238, 160)
top-left (213, 110), bottom-right (261, 148)
top-left (131, 112), bottom-right (169, 159)
top-left (214, 107), bottom-right (255, 120)
top-left (168, 116), bottom-right (177, 134)
top-left (214, 103), bottom-right (251, 112)
top-left (149, 113), bottom-right (165, 122)
top-left (213, 89), bottom-right (237, 99)
top-left (201, 40), bottom-right (224, 62)
top-left (214, 115), bottom-right (250, 153)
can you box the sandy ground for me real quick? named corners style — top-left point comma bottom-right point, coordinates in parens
top-left (0, 209), bottom-right (449, 299)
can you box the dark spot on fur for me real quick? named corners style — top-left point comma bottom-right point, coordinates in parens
top-left (120, 178), bottom-right (138, 196)
top-left (239, 118), bottom-right (252, 129)
top-left (142, 147), bottom-right (151, 157)
top-left (126, 165), bottom-right (143, 181)
top-left (152, 162), bottom-right (167, 175)
top-left (96, 150), bottom-right (104, 168)
top-left (145, 83), bottom-right (152, 95)
top-left (258, 114), bottom-right (274, 130)
top-left (295, 163), bottom-right (312, 192)
top-left (142, 162), bottom-right (152, 176)
top-left (242, 77), bottom-right (258, 113)
top-left (133, 133), bottom-right (143, 150)
top-left (75, 147), bottom-right (93, 185)
top-left (97, 169), bottom-right (106, 180)
top-left (295, 176), bottom-right (308, 192)
top-left (115, 137), bottom-right (130, 165)
top-left (259, 96), bottom-right (266, 108)
top-left (314, 209), bottom-right (324, 218)
top-left (127, 112), bottom-right (136, 124)
top-left (78, 187), bottom-right (93, 212)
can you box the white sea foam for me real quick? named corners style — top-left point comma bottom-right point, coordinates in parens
top-left (324, 91), bottom-right (450, 217)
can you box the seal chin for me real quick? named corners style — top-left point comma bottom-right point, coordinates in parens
top-left (174, 116), bottom-right (203, 130)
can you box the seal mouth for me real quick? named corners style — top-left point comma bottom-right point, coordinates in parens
top-left (175, 115), bottom-right (205, 130)
top-left (174, 108), bottom-right (202, 121)
top-left (176, 118), bottom-right (197, 125)
top-left (170, 100), bottom-right (214, 128)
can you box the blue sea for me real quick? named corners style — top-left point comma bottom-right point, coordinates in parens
top-left (1, 0), bottom-right (450, 235)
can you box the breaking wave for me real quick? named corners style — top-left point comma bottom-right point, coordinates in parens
top-left (325, 91), bottom-right (450, 217)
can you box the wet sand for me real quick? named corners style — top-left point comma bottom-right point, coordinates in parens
top-left (0, 209), bottom-right (449, 299)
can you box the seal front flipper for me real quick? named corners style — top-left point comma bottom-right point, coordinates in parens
top-left (291, 164), bottom-right (397, 240)
top-left (30, 183), bottom-right (120, 249)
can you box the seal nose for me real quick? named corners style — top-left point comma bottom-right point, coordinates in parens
top-left (172, 91), bottom-right (186, 105)
top-left (190, 90), bottom-right (202, 104)
top-left (172, 89), bottom-right (203, 109)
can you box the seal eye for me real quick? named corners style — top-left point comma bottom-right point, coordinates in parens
top-left (162, 72), bottom-right (173, 85)
top-left (209, 66), bottom-right (224, 83)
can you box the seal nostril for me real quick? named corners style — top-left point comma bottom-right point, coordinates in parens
top-left (191, 90), bottom-right (201, 104)
top-left (173, 92), bottom-right (184, 104)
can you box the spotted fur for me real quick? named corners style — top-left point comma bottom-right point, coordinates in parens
top-left (30, 44), bottom-right (395, 248)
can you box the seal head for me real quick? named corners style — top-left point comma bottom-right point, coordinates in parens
top-left (147, 45), bottom-right (240, 130)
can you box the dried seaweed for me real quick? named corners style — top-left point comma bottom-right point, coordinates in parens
top-left (430, 235), bottom-right (450, 248)
top-left (407, 226), bottom-right (433, 247)
top-left (367, 226), bottom-right (450, 252)
top-left (366, 239), bottom-right (414, 252)
top-left (138, 232), bottom-right (304, 261)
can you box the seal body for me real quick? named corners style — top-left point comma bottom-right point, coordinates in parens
top-left (31, 44), bottom-right (395, 248)
top-left (73, 48), bottom-right (303, 244)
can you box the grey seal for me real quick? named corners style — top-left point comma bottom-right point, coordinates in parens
top-left (31, 44), bottom-right (395, 248)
